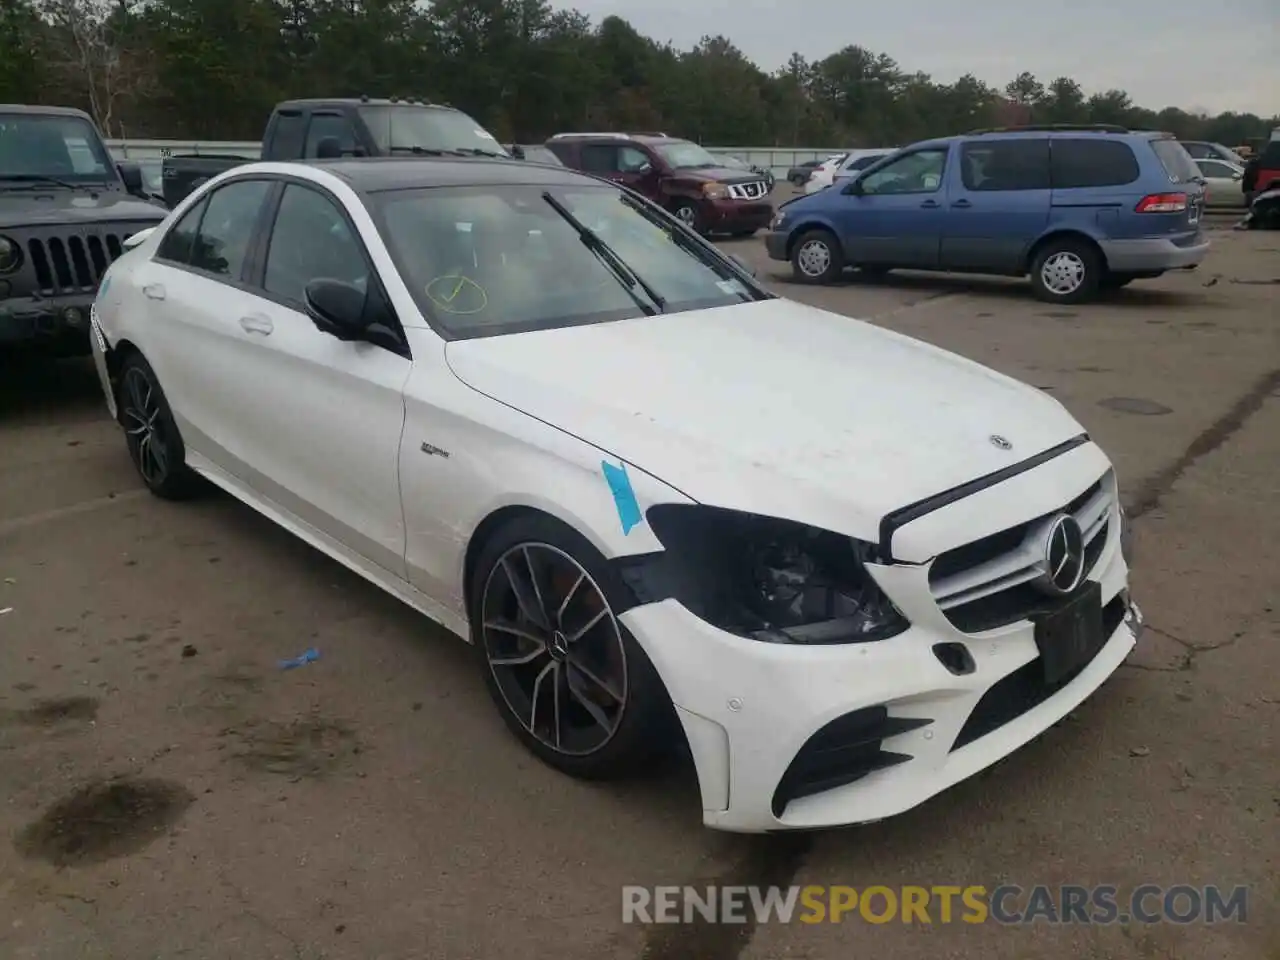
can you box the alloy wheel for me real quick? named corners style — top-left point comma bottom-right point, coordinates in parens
top-left (675, 205), bottom-right (697, 227)
top-left (1040, 251), bottom-right (1087, 296)
top-left (121, 366), bottom-right (169, 486)
top-left (796, 239), bottom-right (832, 277)
top-left (480, 543), bottom-right (628, 756)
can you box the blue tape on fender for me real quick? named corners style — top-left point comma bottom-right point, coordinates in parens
top-left (601, 460), bottom-right (642, 535)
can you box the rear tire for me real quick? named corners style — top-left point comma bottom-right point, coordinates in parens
top-left (790, 228), bottom-right (844, 284)
top-left (116, 352), bottom-right (201, 500)
top-left (1030, 238), bottom-right (1102, 304)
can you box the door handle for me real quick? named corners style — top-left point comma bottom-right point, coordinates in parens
top-left (239, 313), bottom-right (273, 335)
top-left (142, 283), bottom-right (166, 300)
top-left (951, 199), bottom-right (972, 208)
top-left (920, 199), bottom-right (940, 208)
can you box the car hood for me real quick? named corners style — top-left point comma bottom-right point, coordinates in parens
top-left (671, 166), bottom-right (766, 185)
top-left (444, 299), bottom-right (1084, 543)
top-left (0, 188), bottom-right (167, 229)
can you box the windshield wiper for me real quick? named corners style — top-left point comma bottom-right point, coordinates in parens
top-left (0, 173), bottom-right (80, 190)
top-left (617, 192), bottom-right (757, 300)
top-left (387, 145), bottom-right (453, 156)
top-left (541, 191), bottom-right (665, 314)
top-left (453, 147), bottom-right (511, 158)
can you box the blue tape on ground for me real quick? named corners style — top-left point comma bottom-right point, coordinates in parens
top-left (601, 460), bottom-right (643, 535)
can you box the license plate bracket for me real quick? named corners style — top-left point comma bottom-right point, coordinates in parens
top-left (1033, 581), bottom-right (1105, 686)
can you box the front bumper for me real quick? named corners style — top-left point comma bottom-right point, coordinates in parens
top-left (703, 199), bottom-right (773, 233)
top-left (764, 230), bottom-right (789, 261)
top-left (621, 500), bottom-right (1139, 833)
top-left (1099, 235), bottom-right (1210, 273)
top-left (0, 291), bottom-right (94, 348)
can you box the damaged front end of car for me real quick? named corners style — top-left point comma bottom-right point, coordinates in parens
top-left (611, 504), bottom-right (910, 645)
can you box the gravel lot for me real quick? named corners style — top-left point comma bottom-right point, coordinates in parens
top-left (1, 223), bottom-right (1277, 960)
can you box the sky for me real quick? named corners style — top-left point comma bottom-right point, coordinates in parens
top-left (559, 0), bottom-right (1279, 118)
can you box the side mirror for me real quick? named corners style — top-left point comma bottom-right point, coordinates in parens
top-left (118, 161), bottom-right (144, 195)
top-left (728, 253), bottom-right (756, 277)
top-left (122, 227), bottom-right (155, 250)
top-left (843, 179), bottom-right (864, 196)
top-left (1231, 171), bottom-right (1243, 180)
top-left (304, 279), bottom-right (370, 340)
top-left (510, 144), bottom-right (526, 160)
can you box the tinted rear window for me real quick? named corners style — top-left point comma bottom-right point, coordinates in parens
top-left (961, 139), bottom-right (1051, 190)
top-left (1050, 138), bottom-right (1140, 188)
top-left (1150, 139), bottom-right (1201, 183)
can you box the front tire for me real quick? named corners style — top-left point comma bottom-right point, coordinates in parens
top-left (671, 201), bottom-right (702, 234)
top-left (790, 228), bottom-right (844, 284)
top-left (1030, 238), bottom-right (1102, 304)
top-left (470, 513), bottom-right (672, 779)
top-left (116, 353), bottom-right (200, 500)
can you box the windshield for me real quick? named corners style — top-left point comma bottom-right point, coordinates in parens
top-left (0, 113), bottom-right (116, 182)
top-left (358, 105), bottom-right (509, 157)
top-left (654, 140), bottom-right (722, 169)
top-left (370, 183), bottom-right (764, 339)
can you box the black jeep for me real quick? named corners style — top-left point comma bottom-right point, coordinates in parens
top-left (1, 104), bottom-right (166, 356)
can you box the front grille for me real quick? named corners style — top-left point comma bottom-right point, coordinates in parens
top-left (772, 706), bottom-right (930, 817)
top-left (929, 473), bottom-right (1114, 633)
top-left (728, 180), bottom-right (768, 200)
top-left (950, 592), bottom-right (1126, 751)
top-left (26, 230), bottom-right (128, 295)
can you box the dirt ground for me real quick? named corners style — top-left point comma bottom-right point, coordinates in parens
top-left (1, 222), bottom-right (1277, 960)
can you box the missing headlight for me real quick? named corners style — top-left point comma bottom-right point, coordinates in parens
top-left (614, 504), bottom-right (910, 645)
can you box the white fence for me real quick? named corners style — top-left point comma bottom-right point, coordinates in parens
top-left (105, 139), bottom-right (848, 175)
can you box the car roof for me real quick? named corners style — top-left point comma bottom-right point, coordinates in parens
top-left (0, 103), bottom-right (95, 120)
top-left (275, 98), bottom-right (463, 113)
top-left (306, 156), bottom-right (601, 193)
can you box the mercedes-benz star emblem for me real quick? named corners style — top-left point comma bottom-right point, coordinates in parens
top-left (989, 434), bottom-right (1012, 450)
top-left (1036, 514), bottom-right (1086, 595)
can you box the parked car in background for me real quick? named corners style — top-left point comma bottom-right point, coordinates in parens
top-left (160, 97), bottom-right (508, 207)
top-left (88, 155), bottom-right (1142, 833)
top-left (830, 151), bottom-right (893, 186)
top-left (767, 125), bottom-right (1208, 304)
top-left (546, 132), bottom-right (773, 236)
top-left (711, 153), bottom-right (776, 192)
top-left (786, 158), bottom-right (834, 185)
top-left (1253, 138), bottom-right (1280, 194)
top-left (506, 143), bottom-right (565, 165)
top-left (1178, 140), bottom-right (1247, 167)
top-left (1195, 158), bottom-right (1247, 208)
top-left (802, 153), bottom-right (846, 194)
top-left (1, 103), bottom-right (164, 356)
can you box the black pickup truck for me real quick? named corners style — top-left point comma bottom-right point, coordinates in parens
top-left (161, 97), bottom-right (510, 207)
top-left (1, 104), bottom-right (167, 356)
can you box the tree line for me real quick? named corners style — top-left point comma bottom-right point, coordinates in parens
top-left (2, 0), bottom-right (1276, 148)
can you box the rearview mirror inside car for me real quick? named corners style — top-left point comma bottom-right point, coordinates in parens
top-left (304, 279), bottom-right (371, 340)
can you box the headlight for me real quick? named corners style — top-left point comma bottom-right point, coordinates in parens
top-left (771, 211), bottom-right (787, 229)
top-left (618, 505), bottom-right (910, 645)
top-left (701, 182), bottom-right (729, 200)
top-left (1120, 504), bottom-right (1134, 567)
top-left (0, 236), bottom-right (21, 274)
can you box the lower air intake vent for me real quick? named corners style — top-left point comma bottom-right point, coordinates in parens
top-left (772, 706), bottom-right (930, 817)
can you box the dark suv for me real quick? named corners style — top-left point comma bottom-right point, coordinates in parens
top-left (1, 104), bottom-right (164, 355)
top-left (545, 133), bottom-right (774, 236)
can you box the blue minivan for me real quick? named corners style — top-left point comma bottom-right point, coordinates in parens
top-left (764, 125), bottom-right (1209, 303)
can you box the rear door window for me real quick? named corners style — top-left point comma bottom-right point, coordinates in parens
top-left (579, 144), bottom-right (620, 173)
top-left (1050, 139), bottom-right (1140, 188)
top-left (189, 179), bottom-right (272, 279)
top-left (960, 138), bottom-right (1051, 190)
top-left (303, 113), bottom-right (358, 159)
top-left (1149, 139), bottom-right (1201, 184)
top-left (269, 111), bottom-right (306, 159)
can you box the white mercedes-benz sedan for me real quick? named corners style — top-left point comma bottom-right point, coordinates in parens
top-left (89, 156), bottom-right (1143, 833)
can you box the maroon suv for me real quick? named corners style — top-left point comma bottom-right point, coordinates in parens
top-left (545, 132), bottom-right (774, 236)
